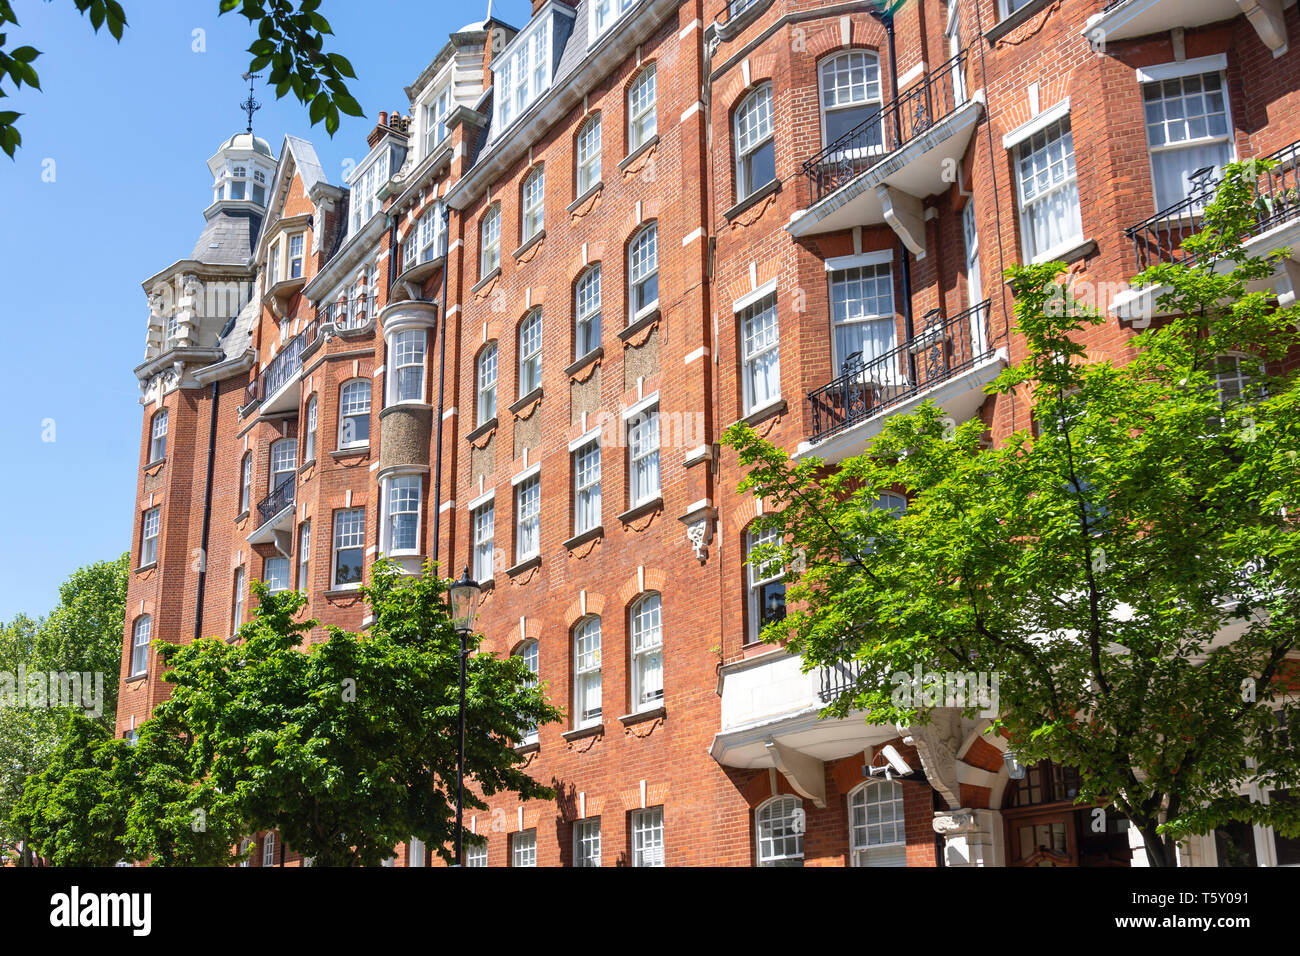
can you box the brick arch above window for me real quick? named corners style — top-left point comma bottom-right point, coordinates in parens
top-left (614, 567), bottom-right (666, 607)
top-left (563, 591), bottom-right (607, 629)
top-left (715, 53), bottom-right (779, 114)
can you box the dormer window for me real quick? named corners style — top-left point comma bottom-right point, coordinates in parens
top-left (424, 86), bottom-right (452, 155)
top-left (349, 146), bottom-right (398, 235)
top-left (590, 0), bottom-right (636, 43)
top-left (494, 8), bottom-right (571, 132)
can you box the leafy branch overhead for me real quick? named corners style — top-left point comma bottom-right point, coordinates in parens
top-left (0, 0), bottom-right (360, 159)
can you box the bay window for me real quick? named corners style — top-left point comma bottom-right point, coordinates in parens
top-left (289, 234), bottom-right (304, 279)
top-left (270, 438), bottom-right (296, 490)
top-left (263, 556), bottom-right (290, 593)
top-left (382, 474), bottom-right (422, 554)
top-left (388, 329), bottom-right (426, 405)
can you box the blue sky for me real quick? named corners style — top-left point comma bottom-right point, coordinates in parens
top-left (0, 0), bottom-right (533, 621)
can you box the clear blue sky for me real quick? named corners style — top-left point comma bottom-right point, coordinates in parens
top-left (0, 0), bottom-right (533, 622)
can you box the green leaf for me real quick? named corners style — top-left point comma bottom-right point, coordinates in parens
top-left (333, 92), bottom-right (363, 118)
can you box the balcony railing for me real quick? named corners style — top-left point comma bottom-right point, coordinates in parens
top-left (803, 51), bottom-right (968, 205)
top-left (244, 319), bottom-right (319, 408)
top-left (818, 658), bottom-right (864, 705)
top-left (807, 299), bottom-right (993, 444)
top-left (1125, 139), bottom-right (1300, 271)
top-left (256, 476), bottom-right (295, 527)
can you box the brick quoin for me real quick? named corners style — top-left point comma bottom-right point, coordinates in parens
top-left (117, 0), bottom-right (1300, 867)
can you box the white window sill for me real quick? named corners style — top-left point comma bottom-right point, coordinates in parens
top-left (1028, 235), bottom-right (1095, 266)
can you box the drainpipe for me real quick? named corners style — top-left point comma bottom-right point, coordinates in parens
top-left (193, 379), bottom-right (220, 642)
top-left (430, 204), bottom-right (451, 574)
top-left (870, 3), bottom-right (918, 384)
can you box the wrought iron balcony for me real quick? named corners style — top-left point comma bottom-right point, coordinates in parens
top-left (257, 476), bottom-right (295, 527)
top-left (1125, 139), bottom-right (1300, 271)
top-left (244, 320), bottom-right (319, 409)
top-left (802, 51), bottom-right (968, 206)
top-left (807, 299), bottom-right (993, 445)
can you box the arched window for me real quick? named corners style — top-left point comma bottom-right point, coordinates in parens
top-left (818, 51), bottom-right (883, 152)
top-left (270, 438), bottom-right (296, 490)
top-left (576, 113), bottom-right (602, 196)
top-left (522, 165), bottom-right (545, 243)
top-left (149, 408), bottom-right (168, 462)
top-left (628, 222), bottom-right (659, 318)
top-left (476, 342), bottom-right (498, 424)
top-left (573, 616), bottom-right (602, 729)
top-left (734, 83), bottom-right (775, 200)
top-left (630, 592), bottom-right (663, 712)
top-left (628, 64), bottom-right (657, 152)
top-left (848, 780), bottom-right (906, 867)
top-left (1212, 354), bottom-right (1264, 406)
top-left (303, 395), bottom-right (318, 462)
top-left (339, 379), bottom-right (371, 449)
top-left (746, 525), bottom-right (785, 644)
top-left (480, 203), bottom-right (502, 277)
top-left (515, 639), bottom-right (539, 745)
top-left (756, 795), bottom-right (804, 867)
top-left (518, 309), bottom-right (543, 397)
top-left (130, 615), bottom-right (151, 677)
top-left (575, 265), bottom-right (602, 358)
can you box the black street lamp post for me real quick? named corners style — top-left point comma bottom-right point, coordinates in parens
top-left (447, 566), bottom-right (482, 867)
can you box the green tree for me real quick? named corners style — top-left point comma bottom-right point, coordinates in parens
top-left (0, 553), bottom-right (128, 863)
top-left (724, 160), bottom-right (1300, 867)
top-left (0, 0), bottom-right (362, 158)
top-left (134, 561), bottom-right (560, 866)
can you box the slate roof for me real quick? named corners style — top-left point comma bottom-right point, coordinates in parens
top-left (190, 207), bottom-right (262, 266)
top-left (216, 294), bottom-right (260, 361)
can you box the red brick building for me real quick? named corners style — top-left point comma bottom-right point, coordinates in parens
top-left (118, 0), bottom-right (1300, 867)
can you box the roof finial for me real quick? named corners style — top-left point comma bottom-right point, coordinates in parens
top-left (240, 72), bottom-right (262, 135)
top-left (485, 0), bottom-right (493, 22)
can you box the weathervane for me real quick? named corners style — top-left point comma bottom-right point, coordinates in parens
top-left (240, 72), bottom-right (262, 134)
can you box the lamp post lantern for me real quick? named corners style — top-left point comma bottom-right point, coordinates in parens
top-left (448, 566), bottom-right (482, 866)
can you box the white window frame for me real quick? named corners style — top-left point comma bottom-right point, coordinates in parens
top-left (130, 615), bottom-right (151, 676)
top-left (480, 204), bottom-right (501, 277)
top-left (575, 265), bottom-right (602, 358)
top-left (522, 165), bottom-right (545, 243)
top-left (149, 408), bottom-right (168, 462)
top-left (297, 522), bottom-right (310, 592)
top-left (747, 525), bottom-right (785, 644)
top-left (262, 832), bottom-right (276, 867)
top-left (630, 592), bottom-right (663, 712)
top-left (573, 616), bottom-right (602, 728)
top-left (304, 395), bottom-right (318, 462)
top-left (818, 50), bottom-right (884, 155)
top-left (515, 473), bottom-right (541, 563)
top-left (1012, 114), bottom-right (1084, 264)
top-left (740, 292), bottom-right (781, 415)
top-left (574, 817), bottom-right (601, 867)
top-left (424, 83), bottom-right (452, 155)
top-left (270, 438), bottom-right (297, 491)
top-left (628, 64), bottom-right (657, 153)
top-left (1140, 65), bottom-right (1234, 212)
top-left (263, 555), bottom-right (290, 593)
top-left (289, 233), bottom-right (304, 279)
top-left (631, 806), bottom-right (664, 867)
top-left (849, 780), bottom-right (907, 867)
top-left (332, 507), bottom-right (366, 590)
top-left (627, 404), bottom-right (661, 506)
top-left (232, 566), bottom-right (245, 634)
top-left (829, 258), bottom-right (896, 372)
top-left (348, 145), bottom-right (394, 236)
top-left (516, 638), bottom-right (539, 746)
top-left (577, 113), bottom-right (602, 196)
top-left (628, 222), bottom-right (659, 320)
top-left (477, 342), bottom-right (498, 424)
top-left (573, 439), bottom-right (602, 536)
top-left (339, 379), bottom-right (372, 449)
top-left (518, 309), bottom-right (543, 397)
top-left (589, 0), bottom-right (636, 43)
top-left (464, 842), bottom-right (488, 867)
top-left (510, 829), bottom-right (538, 867)
top-left (388, 329), bottom-right (427, 406)
top-left (141, 507), bottom-right (160, 567)
top-left (382, 474), bottom-right (422, 556)
top-left (472, 499), bottom-right (495, 582)
top-left (756, 795), bottom-right (805, 867)
top-left (735, 83), bottom-right (775, 201)
top-left (999, 0), bottom-right (1037, 18)
top-left (240, 453), bottom-right (252, 514)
